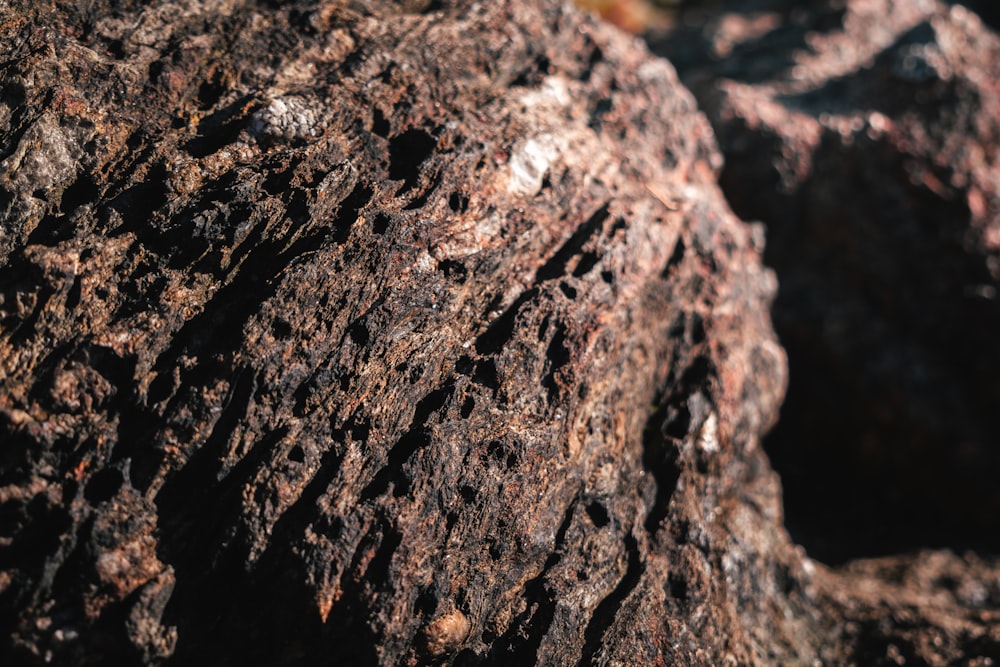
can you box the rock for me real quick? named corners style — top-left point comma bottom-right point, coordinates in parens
top-left (652, 0), bottom-right (1000, 563)
top-left (0, 0), bottom-right (792, 664)
top-left (1, 0), bottom-right (998, 666)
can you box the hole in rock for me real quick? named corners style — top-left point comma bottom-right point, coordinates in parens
top-left (388, 128), bottom-right (436, 195)
top-left (84, 468), bottom-right (124, 504)
top-left (585, 501), bottom-right (610, 528)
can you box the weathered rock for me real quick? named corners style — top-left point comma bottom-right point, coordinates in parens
top-left (2, 0), bottom-right (998, 666)
top-left (652, 0), bottom-right (1000, 563)
top-left (0, 0), bottom-right (796, 664)
top-left (815, 550), bottom-right (1000, 666)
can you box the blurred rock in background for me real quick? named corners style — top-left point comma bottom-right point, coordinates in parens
top-left (649, 0), bottom-right (1000, 563)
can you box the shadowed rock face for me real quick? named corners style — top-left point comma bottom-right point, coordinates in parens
top-left (653, 0), bottom-right (1000, 563)
top-left (1, 0), bottom-right (999, 666)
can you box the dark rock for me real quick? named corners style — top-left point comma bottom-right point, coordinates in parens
top-left (0, 0), bottom-right (794, 664)
top-left (1, 0), bottom-right (998, 666)
top-left (652, 0), bottom-right (1000, 563)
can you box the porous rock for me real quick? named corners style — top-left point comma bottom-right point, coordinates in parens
top-left (1, 0), bottom-right (998, 666)
top-left (0, 0), bottom-right (794, 664)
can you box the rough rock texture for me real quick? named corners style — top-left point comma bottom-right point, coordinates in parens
top-left (0, 0), bottom-right (794, 663)
top-left (653, 0), bottom-right (1000, 563)
top-left (1, 0), bottom-right (999, 666)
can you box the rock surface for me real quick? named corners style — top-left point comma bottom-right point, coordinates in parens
top-left (653, 0), bottom-right (1000, 563)
top-left (0, 0), bottom-right (998, 666)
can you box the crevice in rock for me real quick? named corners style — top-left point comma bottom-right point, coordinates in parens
top-left (388, 128), bottom-right (437, 196)
top-left (359, 383), bottom-right (455, 501)
top-left (475, 288), bottom-right (539, 356)
top-left (541, 322), bottom-right (570, 404)
top-left (184, 95), bottom-right (257, 158)
top-left (481, 498), bottom-right (578, 666)
top-left (577, 533), bottom-right (643, 667)
top-left (535, 203), bottom-right (610, 283)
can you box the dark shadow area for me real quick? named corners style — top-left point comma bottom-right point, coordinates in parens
top-left (723, 125), bottom-right (1000, 566)
top-left (649, 0), bottom-right (840, 85)
top-left (653, 0), bottom-right (1000, 565)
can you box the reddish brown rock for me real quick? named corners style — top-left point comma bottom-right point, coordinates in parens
top-left (1, 0), bottom-right (998, 666)
top-left (0, 0), bottom-right (795, 663)
top-left (653, 0), bottom-right (1000, 563)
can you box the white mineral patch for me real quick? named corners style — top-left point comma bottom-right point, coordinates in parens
top-left (249, 96), bottom-right (322, 145)
top-left (697, 412), bottom-right (720, 455)
top-left (414, 249), bottom-right (435, 273)
top-left (507, 135), bottom-right (559, 197)
top-left (519, 75), bottom-right (572, 109)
